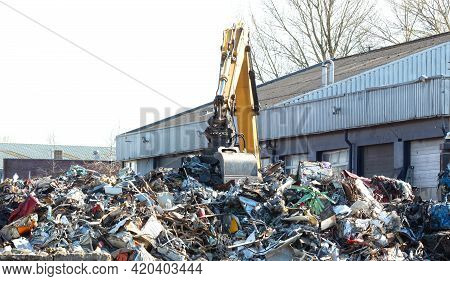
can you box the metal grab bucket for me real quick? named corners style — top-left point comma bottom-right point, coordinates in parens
top-left (214, 147), bottom-right (260, 183)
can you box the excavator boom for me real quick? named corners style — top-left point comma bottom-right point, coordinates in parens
top-left (204, 22), bottom-right (261, 183)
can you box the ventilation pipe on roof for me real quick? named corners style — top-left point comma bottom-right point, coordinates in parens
top-left (321, 59), bottom-right (335, 87)
top-left (53, 150), bottom-right (63, 160)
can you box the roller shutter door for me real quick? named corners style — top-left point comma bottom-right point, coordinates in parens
top-left (410, 138), bottom-right (441, 188)
top-left (158, 156), bottom-right (183, 169)
top-left (137, 158), bottom-right (154, 175)
top-left (362, 143), bottom-right (394, 178)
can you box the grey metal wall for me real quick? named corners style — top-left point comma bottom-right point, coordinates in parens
top-left (279, 41), bottom-right (450, 105)
top-left (258, 77), bottom-right (450, 141)
top-left (116, 122), bottom-right (209, 161)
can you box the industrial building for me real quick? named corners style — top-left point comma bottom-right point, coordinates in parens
top-left (116, 32), bottom-right (450, 200)
top-left (0, 143), bottom-right (115, 180)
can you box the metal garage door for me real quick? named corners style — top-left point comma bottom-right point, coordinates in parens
top-left (410, 138), bottom-right (441, 188)
top-left (362, 143), bottom-right (394, 178)
top-left (137, 158), bottom-right (154, 175)
top-left (158, 155), bottom-right (183, 169)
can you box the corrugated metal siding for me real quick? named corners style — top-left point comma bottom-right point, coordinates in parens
top-left (116, 122), bottom-right (208, 161)
top-left (279, 42), bottom-right (450, 106)
top-left (0, 143), bottom-right (113, 166)
top-left (259, 77), bottom-right (450, 140)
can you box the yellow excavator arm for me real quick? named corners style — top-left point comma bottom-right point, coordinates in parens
top-left (204, 22), bottom-right (262, 182)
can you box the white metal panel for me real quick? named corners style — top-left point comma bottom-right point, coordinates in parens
top-left (284, 154), bottom-right (308, 175)
top-left (116, 121), bottom-right (208, 160)
top-left (279, 42), bottom-right (450, 106)
top-left (322, 149), bottom-right (349, 173)
top-left (261, 158), bottom-right (271, 168)
top-left (410, 138), bottom-right (442, 188)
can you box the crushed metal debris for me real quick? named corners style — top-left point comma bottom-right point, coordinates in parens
top-left (0, 160), bottom-right (448, 261)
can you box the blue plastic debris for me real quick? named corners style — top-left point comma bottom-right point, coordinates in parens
top-left (429, 202), bottom-right (450, 230)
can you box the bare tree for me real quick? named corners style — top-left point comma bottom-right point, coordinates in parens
top-left (374, 0), bottom-right (450, 44)
top-left (371, 0), bottom-right (420, 44)
top-left (251, 0), bottom-right (378, 82)
top-left (251, 14), bottom-right (285, 83)
top-left (412, 0), bottom-right (450, 35)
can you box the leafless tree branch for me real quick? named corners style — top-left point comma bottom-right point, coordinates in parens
top-left (251, 0), bottom-right (377, 82)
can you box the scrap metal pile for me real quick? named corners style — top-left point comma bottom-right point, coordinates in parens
top-left (0, 159), bottom-right (448, 261)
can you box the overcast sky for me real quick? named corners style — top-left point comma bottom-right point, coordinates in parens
top-left (0, 0), bottom-right (387, 147)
